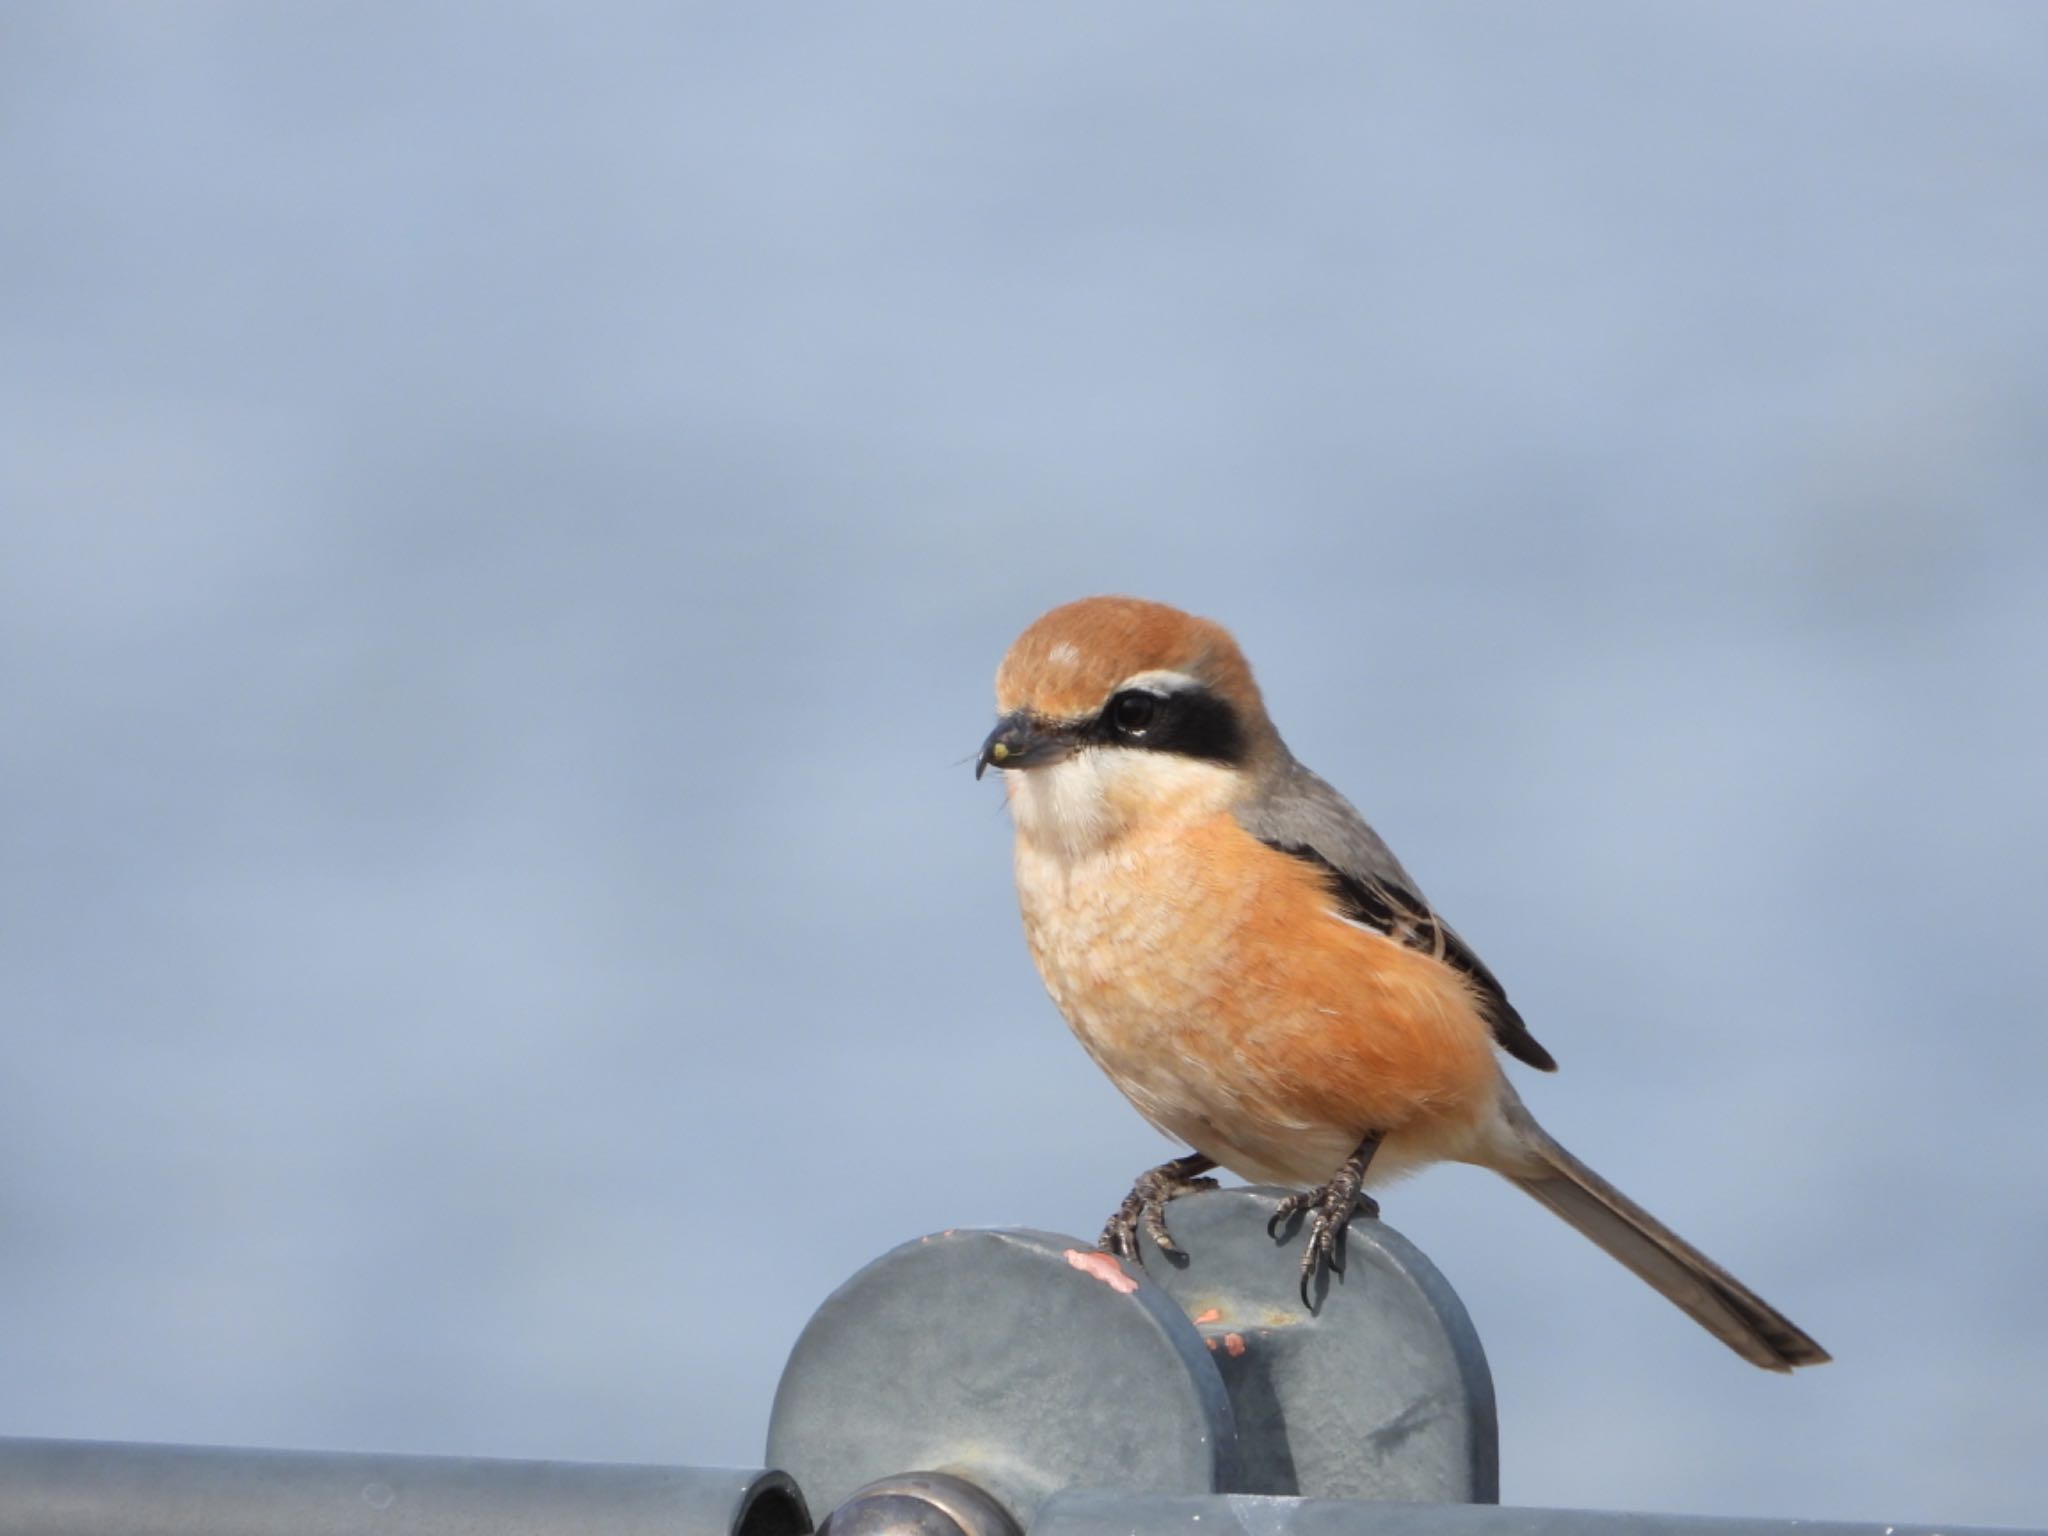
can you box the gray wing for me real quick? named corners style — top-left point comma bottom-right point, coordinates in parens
top-left (1238, 757), bottom-right (1558, 1073)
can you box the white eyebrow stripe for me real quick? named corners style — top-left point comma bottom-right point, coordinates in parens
top-left (1116, 668), bottom-right (1204, 695)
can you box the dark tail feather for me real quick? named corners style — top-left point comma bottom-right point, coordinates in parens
top-left (1506, 1126), bottom-right (1830, 1371)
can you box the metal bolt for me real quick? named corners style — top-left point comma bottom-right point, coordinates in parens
top-left (819, 1473), bottom-right (1021, 1536)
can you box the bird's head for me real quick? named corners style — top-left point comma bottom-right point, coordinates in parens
top-left (977, 596), bottom-right (1279, 856)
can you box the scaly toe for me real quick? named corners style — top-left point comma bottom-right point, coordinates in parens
top-left (1267, 1190), bottom-right (1313, 1237)
top-left (1283, 1184), bottom-right (1363, 1307)
top-left (1141, 1200), bottom-right (1183, 1258)
top-left (1098, 1210), bottom-right (1138, 1259)
top-left (1295, 1220), bottom-right (1328, 1306)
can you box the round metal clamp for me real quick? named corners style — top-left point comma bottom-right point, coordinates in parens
top-left (1129, 1185), bottom-right (1497, 1503)
top-left (766, 1227), bottom-right (1237, 1528)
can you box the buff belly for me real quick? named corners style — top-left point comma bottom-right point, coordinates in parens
top-left (1013, 816), bottom-right (1506, 1190)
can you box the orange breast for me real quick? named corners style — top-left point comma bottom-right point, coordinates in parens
top-left (1015, 811), bottom-right (1504, 1184)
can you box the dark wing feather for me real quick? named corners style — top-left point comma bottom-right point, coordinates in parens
top-left (1239, 759), bottom-right (1557, 1073)
top-left (1434, 918), bottom-right (1556, 1072)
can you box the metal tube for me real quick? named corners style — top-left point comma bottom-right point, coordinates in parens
top-left (1034, 1491), bottom-right (2032, 1536)
top-left (0, 1437), bottom-right (810, 1536)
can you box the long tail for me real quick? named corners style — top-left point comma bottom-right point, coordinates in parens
top-left (1499, 1108), bottom-right (1830, 1371)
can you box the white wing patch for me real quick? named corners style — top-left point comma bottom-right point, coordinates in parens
top-left (1329, 908), bottom-right (1394, 938)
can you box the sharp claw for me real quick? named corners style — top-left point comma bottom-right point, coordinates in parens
top-left (1098, 1212), bottom-right (1137, 1259)
top-left (1279, 1184), bottom-right (1366, 1308)
top-left (1145, 1210), bottom-right (1183, 1258)
top-left (1266, 1191), bottom-right (1308, 1239)
top-left (1271, 1134), bottom-right (1384, 1311)
top-left (1099, 1155), bottom-right (1218, 1268)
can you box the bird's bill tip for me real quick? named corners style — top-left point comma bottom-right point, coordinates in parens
top-left (976, 712), bottom-right (1061, 778)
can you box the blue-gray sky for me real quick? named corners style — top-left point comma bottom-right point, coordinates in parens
top-left (3, 3), bottom-right (2045, 1527)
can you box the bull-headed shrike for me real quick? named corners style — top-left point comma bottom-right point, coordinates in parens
top-left (976, 595), bottom-right (1827, 1371)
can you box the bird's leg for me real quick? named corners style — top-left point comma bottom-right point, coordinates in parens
top-left (1099, 1152), bottom-right (1220, 1262)
top-left (1267, 1131), bottom-right (1385, 1306)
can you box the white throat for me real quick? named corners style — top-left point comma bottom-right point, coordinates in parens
top-left (1005, 749), bottom-right (1238, 864)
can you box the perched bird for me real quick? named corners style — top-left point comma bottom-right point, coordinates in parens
top-left (976, 595), bottom-right (1828, 1371)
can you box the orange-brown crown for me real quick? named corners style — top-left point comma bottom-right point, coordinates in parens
top-left (993, 596), bottom-right (1270, 727)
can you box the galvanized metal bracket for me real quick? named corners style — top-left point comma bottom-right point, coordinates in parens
top-left (767, 1226), bottom-right (1238, 1528)
top-left (1134, 1185), bottom-right (1497, 1504)
top-left (767, 1189), bottom-right (1495, 1530)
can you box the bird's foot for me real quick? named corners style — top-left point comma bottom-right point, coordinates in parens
top-left (1266, 1132), bottom-right (1384, 1307)
top-left (1099, 1153), bottom-right (1219, 1262)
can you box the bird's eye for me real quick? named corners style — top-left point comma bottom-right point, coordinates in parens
top-left (1110, 691), bottom-right (1158, 736)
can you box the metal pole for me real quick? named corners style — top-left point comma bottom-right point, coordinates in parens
top-left (1034, 1491), bottom-right (2025, 1536)
top-left (0, 1437), bottom-right (810, 1536)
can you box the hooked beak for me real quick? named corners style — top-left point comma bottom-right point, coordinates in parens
top-left (975, 711), bottom-right (1066, 779)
